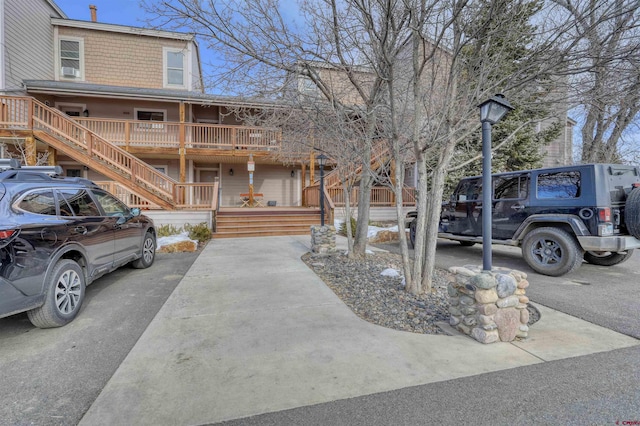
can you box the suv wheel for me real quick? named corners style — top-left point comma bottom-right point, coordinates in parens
top-left (584, 249), bottom-right (634, 266)
top-left (522, 227), bottom-right (584, 276)
top-left (27, 259), bottom-right (85, 328)
top-left (131, 232), bottom-right (156, 269)
top-left (625, 187), bottom-right (640, 239)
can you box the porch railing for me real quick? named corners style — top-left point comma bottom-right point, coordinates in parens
top-left (95, 180), bottom-right (219, 210)
top-left (325, 186), bottom-right (416, 207)
top-left (75, 118), bottom-right (281, 151)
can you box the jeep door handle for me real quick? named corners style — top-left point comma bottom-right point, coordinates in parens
top-left (511, 204), bottom-right (525, 211)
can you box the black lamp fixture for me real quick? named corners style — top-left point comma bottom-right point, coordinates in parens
top-left (229, 168), bottom-right (234, 176)
top-left (478, 94), bottom-right (514, 272)
top-left (82, 109), bottom-right (89, 117)
top-left (317, 154), bottom-right (328, 227)
top-left (291, 170), bottom-right (295, 178)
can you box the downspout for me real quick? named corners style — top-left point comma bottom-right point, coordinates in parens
top-left (0, 0), bottom-right (5, 92)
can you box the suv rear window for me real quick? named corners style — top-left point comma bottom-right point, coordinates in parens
top-left (537, 171), bottom-right (581, 199)
top-left (18, 190), bottom-right (57, 215)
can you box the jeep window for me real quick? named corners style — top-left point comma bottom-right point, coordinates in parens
top-left (537, 171), bottom-right (581, 199)
top-left (456, 180), bottom-right (481, 201)
top-left (58, 188), bottom-right (101, 216)
top-left (494, 175), bottom-right (529, 200)
top-left (17, 190), bottom-right (57, 215)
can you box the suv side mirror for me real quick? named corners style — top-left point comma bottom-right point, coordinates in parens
top-left (131, 208), bottom-right (141, 217)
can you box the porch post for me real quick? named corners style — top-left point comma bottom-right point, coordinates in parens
top-left (309, 151), bottom-right (315, 184)
top-left (179, 101), bottom-right (186, 183)
top-left (25, 136), bottom-right (36, 166)
top-left (301, 163), bottom-right (307, 205)
top-left (47, 147), bottom-right (57, 166)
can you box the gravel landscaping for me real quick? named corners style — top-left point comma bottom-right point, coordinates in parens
top-left (302, 250), bottom-right (540, 336)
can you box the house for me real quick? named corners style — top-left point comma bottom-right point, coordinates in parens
top-left (0, 0), bottom-right (346, 236)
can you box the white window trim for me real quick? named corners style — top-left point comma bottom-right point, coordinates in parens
top-left (133, 108), bottom-right (168, 121)
top-left (54, 102), bottom-right (87, 116)
top-left (163, 47), bottom-right (187, 89)
top-left (55, 35), bottom-right (85, 82)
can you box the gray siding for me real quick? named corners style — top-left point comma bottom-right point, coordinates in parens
top-left (4, 0), bottom-right (61, 92)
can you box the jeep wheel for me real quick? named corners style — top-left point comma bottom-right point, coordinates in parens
top-left (131, 232), bottom-right (156, 269)
top-left (27, 259), bottom-right (85, 328)
top-left (459, 241), bottom-right (476, 247)
top-left (584, 249), bottom-right (634, 266)
top-left (409, 219), bottom-right (416, 249)
top-left (625, 187), bottom-right (640, 239)
top-left (522, 227), bottom-right (584, 276)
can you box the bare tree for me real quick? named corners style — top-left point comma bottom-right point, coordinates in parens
top-left (556, 0), bottom-right (640, 163)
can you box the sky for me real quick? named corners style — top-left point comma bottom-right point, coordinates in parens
top-left (55, 0), bottom-right (147, 28)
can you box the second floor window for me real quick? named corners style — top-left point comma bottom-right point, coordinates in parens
top-left (164, 48), bottom-right (186, 88)
top-left (59, 38), bottom-right (83, 79)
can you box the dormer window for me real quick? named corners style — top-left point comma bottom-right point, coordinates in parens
top-left (58, 37), bottom-right (84, 80)
top-left (163, 47), bottom-right (186, 88)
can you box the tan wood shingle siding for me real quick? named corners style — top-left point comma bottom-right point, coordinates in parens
top-left (57, 26), bottom-right (192, 90)
top-left (4, 0), bottom-right (61, 91)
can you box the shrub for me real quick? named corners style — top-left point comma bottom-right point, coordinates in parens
top-left (157, 224), bottom-right (182, 238)
top-left (184, 222), bottom-right (212, 243)
top-left (339, 216), bottom-right (357, 237)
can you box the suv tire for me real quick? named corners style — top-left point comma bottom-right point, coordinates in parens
top-left (522, 227), bottom-right (583, 276)
top-left (27, 259), bottom-right (85, 328)
top-left (625, 187), bottom-right (640, 239)
top-left (584, 249), bottom-right (634, 266)
top-left (131, 232), bottom-right (156, 269)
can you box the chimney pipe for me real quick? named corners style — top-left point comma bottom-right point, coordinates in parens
top-left (89, 5), bottom-right (97, 22)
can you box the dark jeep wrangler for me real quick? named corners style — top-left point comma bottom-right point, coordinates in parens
top-left (408, 164), bottom-right (640, 276)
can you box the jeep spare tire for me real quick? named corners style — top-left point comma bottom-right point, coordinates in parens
top-left (625, 187), bottom-right (640, 239)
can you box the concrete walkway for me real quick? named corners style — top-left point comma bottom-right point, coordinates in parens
top-left (80, 236), bottom-right (639, 425)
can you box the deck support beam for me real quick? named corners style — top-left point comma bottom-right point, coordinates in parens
top-left (25, 136), bottom-right (36, 166)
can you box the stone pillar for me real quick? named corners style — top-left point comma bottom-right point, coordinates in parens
top-left (447, 265), bottom-right (530, 344)
top-left (310, 225), bottom-right (336, 255)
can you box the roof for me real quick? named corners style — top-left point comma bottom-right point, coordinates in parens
top-left (51, 18), bottom-right (195, 41)
top-left (23, 80), bottom-right (286, 109)
top-left (46, 0), bottom-right (67, 19)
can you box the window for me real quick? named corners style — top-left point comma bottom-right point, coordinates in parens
top-left (18, 190), bottom-right (57, 215)
top-left (164, 47), bottom-right (186, 88)
top-left (537, 171), bottom-right (581, 199)
top-left (134, 109), bottom-right (166, 129)
top-left (494, 175), bottom-right (529, 200)
top-left (59, 37), bottom-right (83, 79)
top-left (58, 189), bottom-right (100, 216)
top-left (91, 190), bottom-right (128, 216)
top-left (136, 110), bottom-right (165, 121)
top-left (66, 169), bottom-right (82, 178)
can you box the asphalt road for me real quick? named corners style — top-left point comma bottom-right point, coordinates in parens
top-left (0, 250), bottom-right (200, 426)
top-left (375, 239), bottom-right (640, 339)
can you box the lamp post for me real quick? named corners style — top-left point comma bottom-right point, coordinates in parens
top-left (317, 154), bottom-right (328, 227)
top-left (478, 94), bottom-right (514, 272)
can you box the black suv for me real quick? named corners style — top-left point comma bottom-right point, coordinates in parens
top-left (0, 159), bottom-right (156, 328)
top-left (408, 164), bottom-right (640, 276)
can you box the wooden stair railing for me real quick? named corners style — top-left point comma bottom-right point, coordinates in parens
top-left (30, 99), bottom-right (177, 209)
top-left (316, 141), bottom-right (390, 189)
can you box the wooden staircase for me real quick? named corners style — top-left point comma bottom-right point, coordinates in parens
top-left (213, 208), bottom-right (323, 238)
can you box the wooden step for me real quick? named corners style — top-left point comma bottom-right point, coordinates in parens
top-left (213, 209), bottom-right (324, 238)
